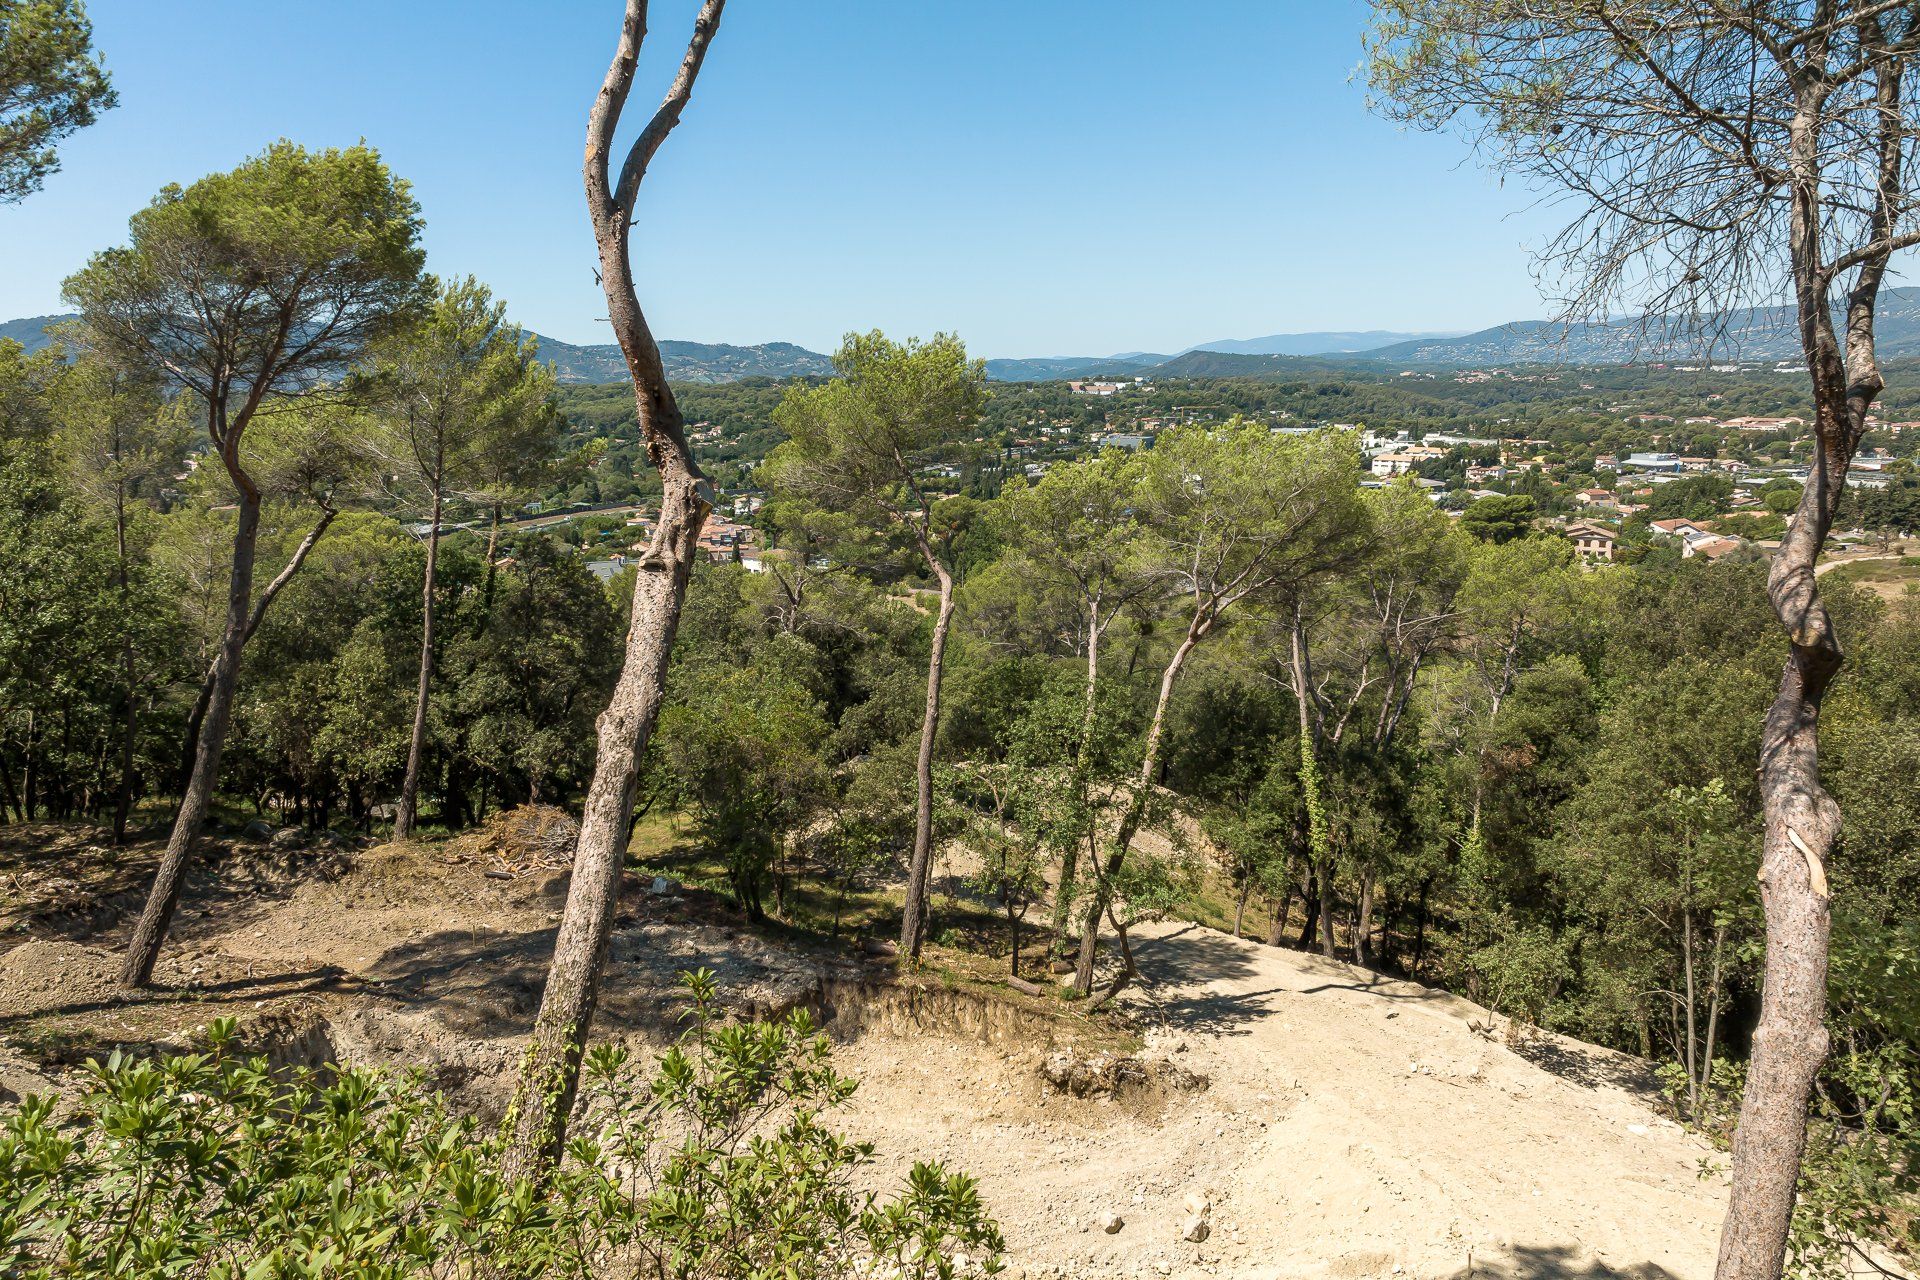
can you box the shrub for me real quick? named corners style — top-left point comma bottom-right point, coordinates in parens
top-left (0, 971), bottom-right (1003, 1278)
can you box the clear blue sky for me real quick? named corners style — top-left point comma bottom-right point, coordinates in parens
top-left (0, 0), bottom-right (1565, 356)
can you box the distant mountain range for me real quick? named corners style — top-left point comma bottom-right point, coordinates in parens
top-left (1187, 330), bottom-right (1464, 356)
top-left (531, 334), bottom-right (836, 383)
top-left (0, 314), bottom-right (72, 351)
top-left (13, 294), bottom-right (1920, 383)
top-left (0, 315), bottom-right (836, 385)
top-left (980, 354), bottom-right (1167, 381)
top-left (1360, 289), bottom-right (1920, 364)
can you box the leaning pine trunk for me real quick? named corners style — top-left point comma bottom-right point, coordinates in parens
top-left (1072, 613), bottom-right (1207, 996)
top-left (395, 489), bottom-right (442, 840)
top-left (174, 509), bottom-right (338, 800)
top-left (1715, 408), bottom-right (1849, 1278)
top-left (507, 470), bottom-right (706, 1175)
top-left (502, 0), bottom-right (726, 1184)
top-left (122, 494), bottom-right (260, 989)
top-left (899, 567), bottom-right (956, 960)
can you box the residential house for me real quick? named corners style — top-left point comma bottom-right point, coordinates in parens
top-left (1370, 445), bottom-right (1448, 477)
top-left (1565, 522), bottom-right (1617, 562)
top-left (1723, 416), bottom-right (1806, 431)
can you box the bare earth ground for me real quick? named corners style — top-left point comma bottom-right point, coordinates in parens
top-left (0, 824), bottom-right (1728, 1280)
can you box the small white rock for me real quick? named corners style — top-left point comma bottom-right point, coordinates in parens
top-left (1181, 1216), bottom-right (1211, 1243)
top-left (1100, 1212), bottom-right (1125, 1235)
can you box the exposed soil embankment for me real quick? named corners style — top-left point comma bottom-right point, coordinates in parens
top-left (0, 827), bottom-right (1734, 1280)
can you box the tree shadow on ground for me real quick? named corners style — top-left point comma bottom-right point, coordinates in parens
top-left (1122, 925), bottom-right (1274, 1036)
top-left (1124, 926), bottom-right (1500, 1039)
top-left (0, 964), bottom-right (351, 1034)
top-left (1442, 1242), bottom-right (1682, 1280)
top-left (361, 926), bottom-right (558, 1038)
top-left (359, 913), bottom-right (814, 1043)
top-left (1511, 1034), bottom-right (1663, 1096)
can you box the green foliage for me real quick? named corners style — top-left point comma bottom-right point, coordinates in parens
top-left (65, 140), bottom-right (427, 412)
top-left (0, 0), bottom-right (115, 202)
top-left (358, 275), bottom-right (560, 519)
top-left (1458, 493), bottom-right (1536, 543)
top-left (0, 977), bottom-right (1003, 1279)
top-left (1646, 474), bottom-right (1735, 523)
top-left (768, 332), bottom-right (989, 550)
top-left (655, 656), bottom-right (831, 920)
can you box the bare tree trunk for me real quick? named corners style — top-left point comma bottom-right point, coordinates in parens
top-left (479, 501), bottom-right (504, 628)
top-left (507, 473), bottom-right (705, 1175)
top-left (1287, 606), bottom-right (1336, 960)
top-left (1317, 865), bottom-right (1336, 960)
top-left (1684, 908), bottom-right (1700, 1122)
top-left (1703, 923), bottom-right (1725, 1102)
top-left (503, 0), bottom-right (725, 1184)
top-left (1354, 872), bottom-right (1375, 968)
top-left (174, 508), bottom-right (338, 797)
top-left (122, 494), bottom-right (261, 989)
top-left (395, 489), bottom-right (442, 840)
top-left (899, 568), bottom-right (956, 960)
top-left (1232, 876), bottom-right (1251, 939)
top-left (1266, 861), bottom-right (1295, 947)
top-left (1046, 612), bottom-right (1103, 962)
top-left (111, 495), bottom-right (137, 845)
top-left (1717, 61), bottom-right (1894, 1280)
top-left (0, 745), bottom-right (20, 823)
top-left (113, 668), bottom-right (138, 843)
top-left (1072, 612), bottom-right (1209, 996)
top-left (1298, 864), bottom-right (1319, 951)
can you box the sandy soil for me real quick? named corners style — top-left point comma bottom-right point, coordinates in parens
top-left (834, 919), bottom-right (1727, 1280)
top-left (0, 825), bottom-right (1730, 1280)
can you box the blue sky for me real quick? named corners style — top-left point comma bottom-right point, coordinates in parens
top-left (0, 1), bottom-right (1565, 355)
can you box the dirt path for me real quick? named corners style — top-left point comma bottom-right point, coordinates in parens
top-left (2, 829), bottom-right (1731, 1280)
top-left (835, 919), bottom-right (1726, 1280)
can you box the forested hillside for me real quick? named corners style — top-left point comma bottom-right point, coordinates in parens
top-left (8, 1), bottom-right (1920, 1278)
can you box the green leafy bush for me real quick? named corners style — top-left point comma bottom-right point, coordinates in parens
top-left (0, 972), bottom-right (1003, 1278)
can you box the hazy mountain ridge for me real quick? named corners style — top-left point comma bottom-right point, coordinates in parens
top-left (1, 315), bottom-right (837, 385)
top-left (1360, 288), bottom-right (1920, 364)
top-left (0, 314), bottom-right (73, 351)
top-left (534, 335), bottom-right (836, 384)
top-left (1190, 329), bottom-right (1464, 356)
top-left (16, 292), bottom-right (1920, 383)
top-left (981, 354), bottom-right (1166, 381)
